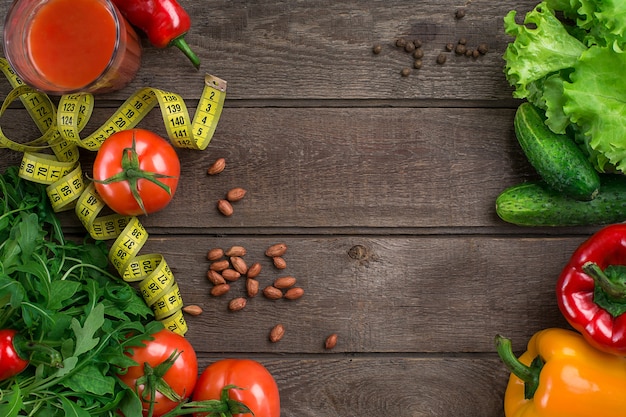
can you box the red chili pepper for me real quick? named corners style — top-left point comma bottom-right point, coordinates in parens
top-left (0, 329), bottom-right (29, 380)
top-left (112, 0), bottom-right (200, 69)
top-left (557, 223), bottom-right (626, 356)
top-left (0, 329), bottom-right (63, 380)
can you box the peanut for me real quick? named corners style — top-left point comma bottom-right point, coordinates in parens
top-left (272, 256), bottom-right (287, 270)
top-left (207, 247), bottom-right (224, 261)
top-left (221, 268), bottom-right (241, 281)
top-left (274, 276), bottom-right (296, 289)
top-left (225, 245), bottom-right (246, 257)
top-left (269, 324), bottom-right (285, 343)
top-left (210, 283), bottom-right (230, 297)
top-left (265, 243), bottom-right (287, 258)
top-left (182, 305), bottom-right (203, 316)
top-left (246, 262), bottom-right (262, 279)
top-left (246, 278), bottom-right (259, 297)
top-left (207, 157), bottom-right (226, 175)
top-left (226, 187), bottom-right (247, 202)
top-left (284, 287), bottom-right (304, 300)
top-left (230, 256), bottom-right (248, 275)
top-left (207, 270), bottom-right (226, 285)
top-left (217, 199), bottom-right (234, 216)
top-left (325, 333), bottom-right (338, 349)
top-left (210, 259), bottom-right (230, 272)
top-left (228, 297), bottom-right (247, 311)
top-left (263, 286), bottom-right (283, 300)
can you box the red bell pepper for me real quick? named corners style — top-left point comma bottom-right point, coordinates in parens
top-left (112, 0), bottom-right (201, 69)
top-left (557, 223), bottom-right (626, 356)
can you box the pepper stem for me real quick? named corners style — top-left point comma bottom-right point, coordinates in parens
top-left (495, 335), bottom-right (543, 400)
top-left (170, 36), bottom-right (200, 69)
top-left (91, 132), bottom-right (177, 216)
top-left (583, 261), bottom-right (626, 301)
top-left (13, 333), bottom-right (63, 369)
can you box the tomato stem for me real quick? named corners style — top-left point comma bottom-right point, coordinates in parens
top-left (136, 350), bottom-right (184, 417)
top-left (92, 132), bottom-right (177, 215)
top-left (159, 385), bottom-right (254, 417)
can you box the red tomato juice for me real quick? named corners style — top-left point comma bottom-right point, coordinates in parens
top-left (27, 0), bottom-right (117, 89)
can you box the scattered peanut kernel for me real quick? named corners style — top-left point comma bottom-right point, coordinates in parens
top-left (182, 305), bottom-right (203, 316)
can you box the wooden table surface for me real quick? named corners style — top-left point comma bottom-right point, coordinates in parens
top-left (0, 1), bottom-right (598, 416)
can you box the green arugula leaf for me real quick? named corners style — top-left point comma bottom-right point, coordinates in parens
top-left (0, 384), bottom-right (23, 417)
top-left (16, 212), bottom-right (41, 262)
top-left (71, 303), bottom-right (105, 357)
top-left (13, 261), bottom-right (51, 286)
top-left (118, 388), bottom-right (144, 417)
top-left (1, 238), bottom-right (21, 273)
top-left (47, 280), bottom-right (81, 310)
top-left (0, 276), bottom-right (25, 308)
top-left (60, 364), bottom-right (116, 396)
top-left (60, 396), bottom-right (92, 417)
top-left (56, 356), bottom-right (79, 378)
top-left (21, 301), bottom-right (55, 329)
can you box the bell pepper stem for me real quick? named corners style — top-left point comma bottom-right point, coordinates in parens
top-left (495, 335), bottom-right (542, 399)
top-left (13, 333), bottom-right (63, 369)
top-left (583, 261), bottom-right (626, 301)
top-left (170, 36), bottom-right (200, 69)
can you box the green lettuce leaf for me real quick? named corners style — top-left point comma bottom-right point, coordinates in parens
top-left (503, 3), bottom-right (586, 100)
top-left (563, 46), bottom-right (626, 171)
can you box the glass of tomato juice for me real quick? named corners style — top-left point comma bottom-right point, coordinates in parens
top-left (3, 0), bottom-right (141, 95)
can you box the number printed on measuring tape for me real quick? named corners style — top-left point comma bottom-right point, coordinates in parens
top-left (151, 283), bottom-right (183, 320)
top-left (160, 308), bottom-right (188, 335)
top-left (138, 259), bottom-right (176, 305)
top-left (45, 165), bottom-right (83, 212)
top-left (109, 217), bottom-right (148, 276)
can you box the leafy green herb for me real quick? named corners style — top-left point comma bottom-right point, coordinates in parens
top-left (503, 0), bottom-right (626, 173)
top-left (0, 166), bottom-right (162, 416)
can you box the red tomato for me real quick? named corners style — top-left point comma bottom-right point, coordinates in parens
top-left (118, 329), bottom-right (198, 417)
top-left (93, 128), bottom-right (180, 216)
top-left (192, 359), bottom-right (280, 417)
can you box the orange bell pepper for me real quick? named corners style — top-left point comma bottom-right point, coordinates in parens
top-left (495, 328), bottom-right (626, 417)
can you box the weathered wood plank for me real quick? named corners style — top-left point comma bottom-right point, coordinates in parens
top-left (0, 0), bottom-right (539, 101)
top-left (134, 235), bottom-right (576, 354)
top-left (192, 356), bottom-right (510, 417)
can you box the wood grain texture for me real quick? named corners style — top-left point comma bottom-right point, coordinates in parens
top-left (229, 357), bottom-right (512, 417)
top-left (0, 0), bottom-right (601, 416)
top-left (139, 235), bottom-right (574, 355)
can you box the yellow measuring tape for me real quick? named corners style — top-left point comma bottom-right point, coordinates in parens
top-left (0, 58), bottom-right (227, 335)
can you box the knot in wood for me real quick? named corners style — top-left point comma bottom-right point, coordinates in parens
top-left (348, 245), bottom-right (368, 260)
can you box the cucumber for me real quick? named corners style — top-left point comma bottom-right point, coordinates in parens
top-left (514, 102), bottom-right (600, 200)
top-left (496, 175), bottom-right (626, 226)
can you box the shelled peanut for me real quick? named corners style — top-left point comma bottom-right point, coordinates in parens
top-left (204, 243), bottom-right (305, 312)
